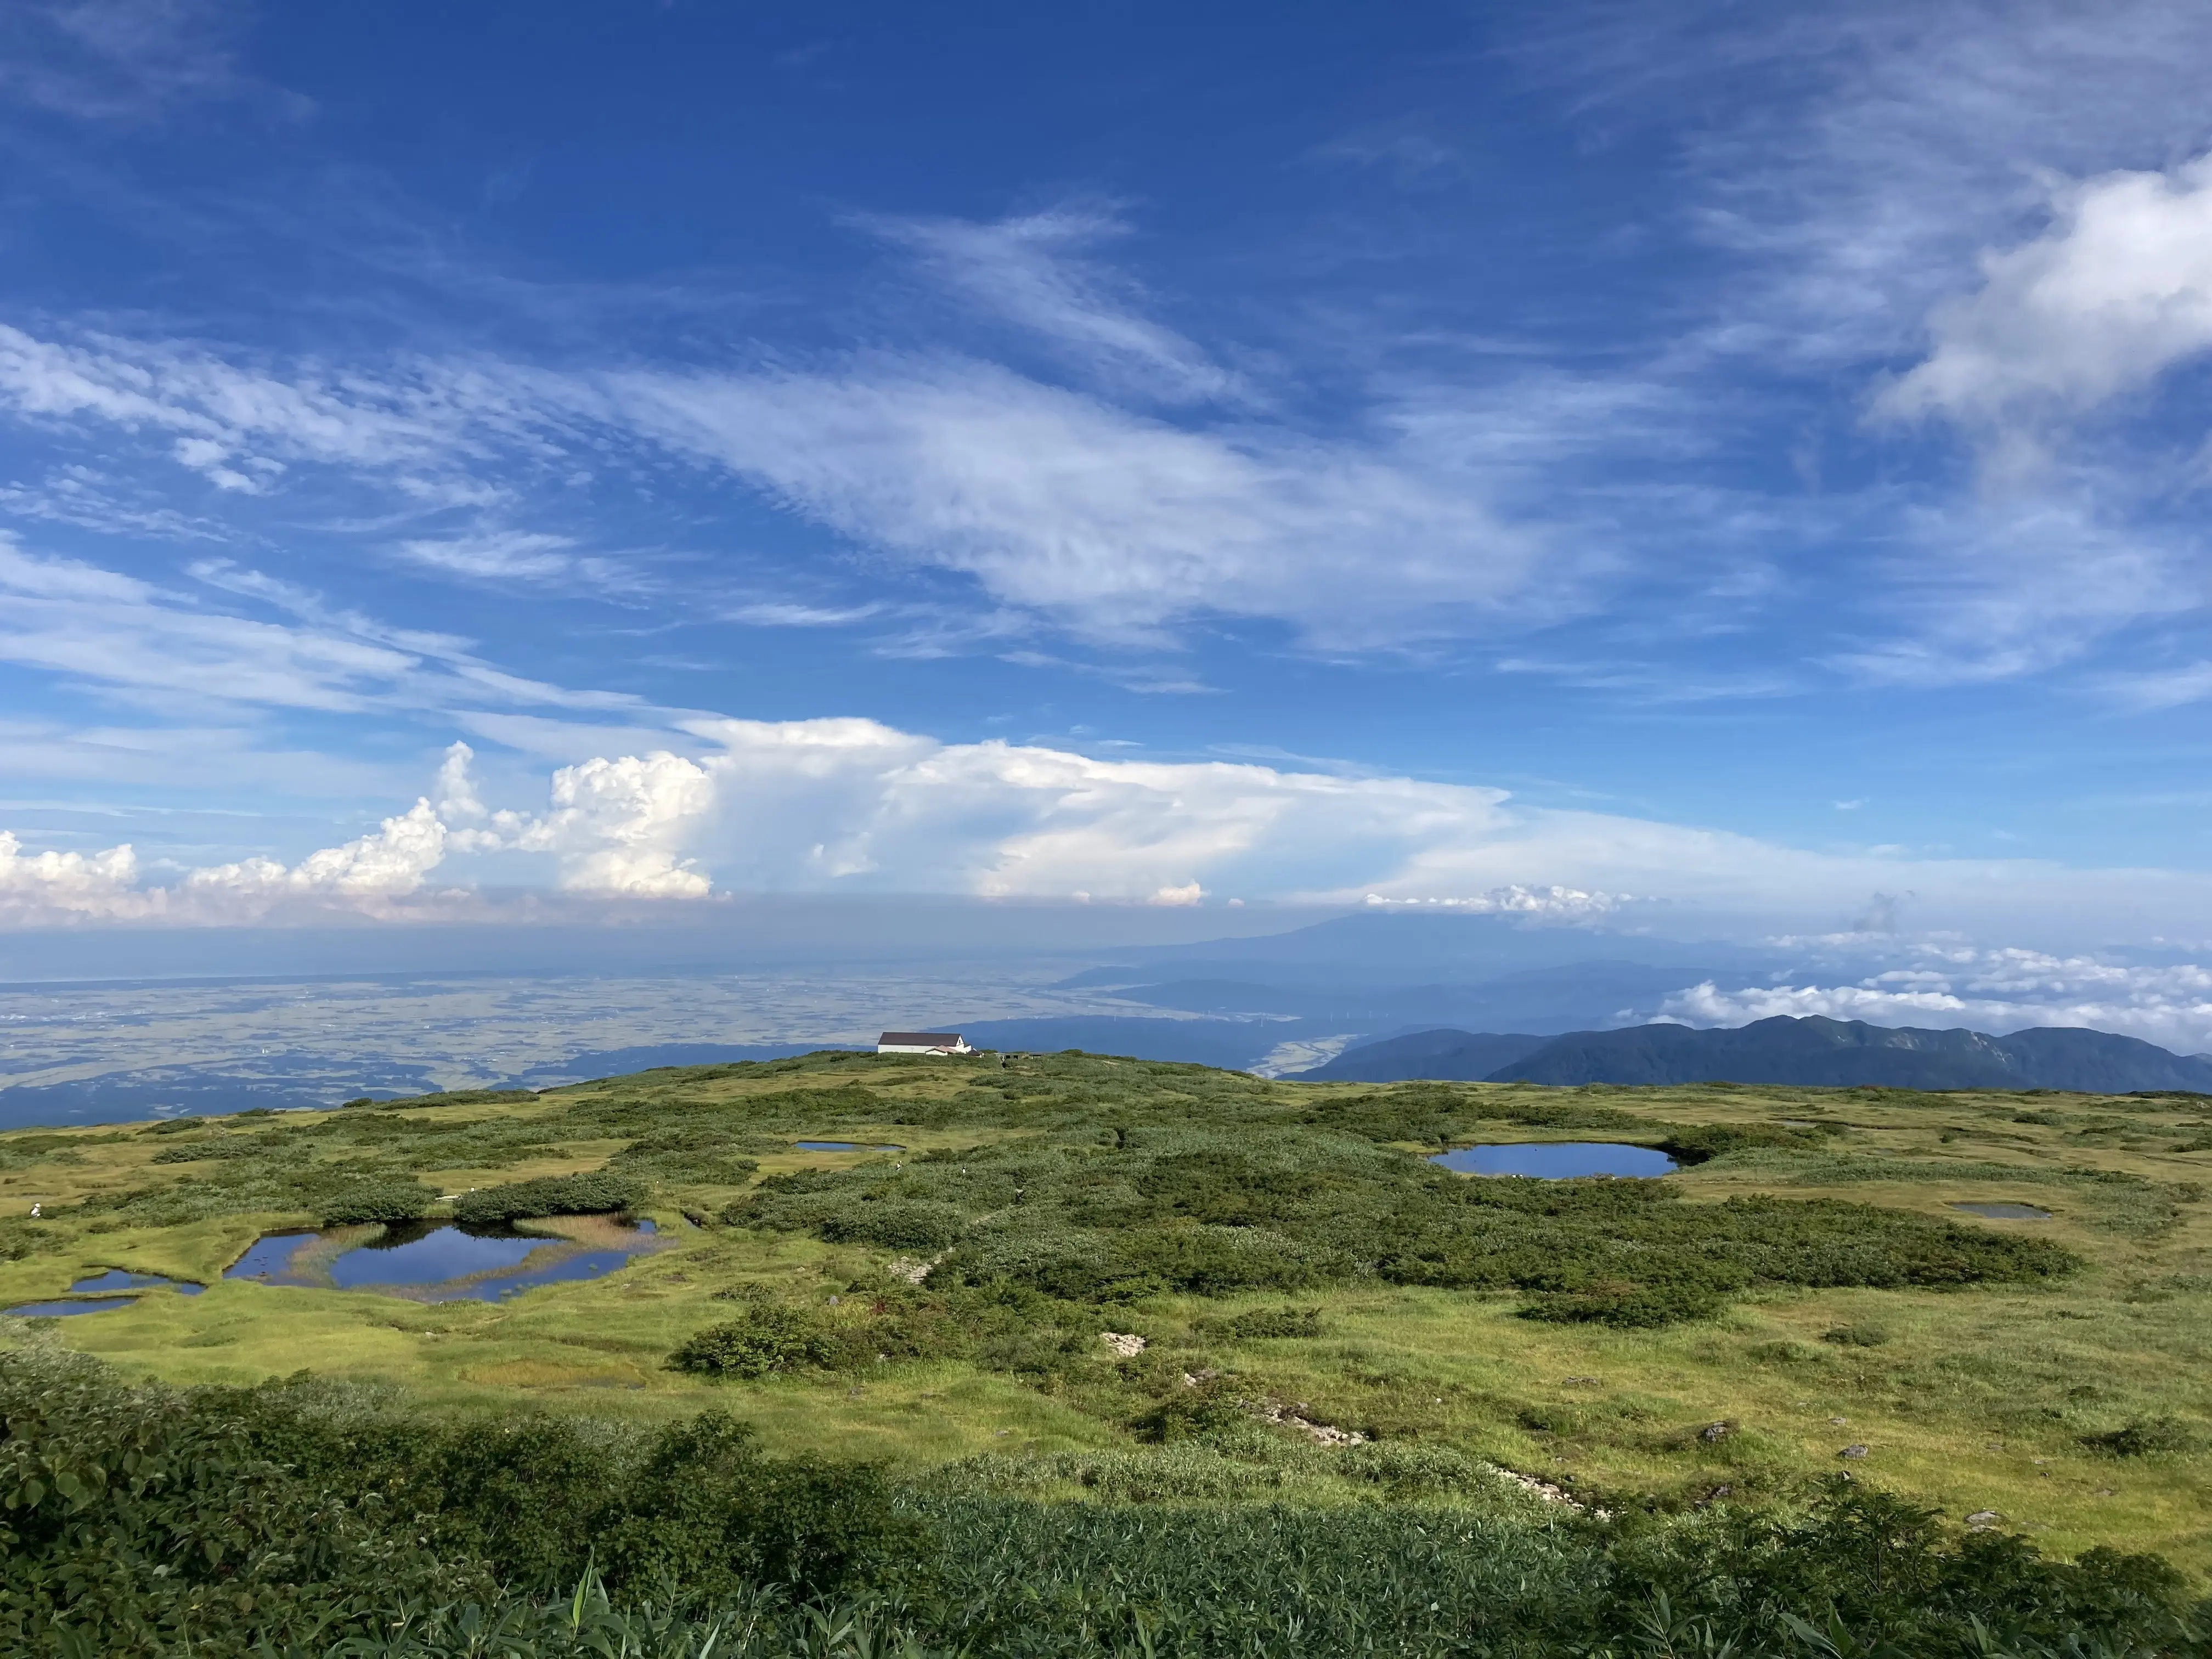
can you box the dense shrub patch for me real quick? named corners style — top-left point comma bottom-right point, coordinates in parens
top-left (452, 1171), bottom-right (645, 1225)
top-left (0, 1351), bottom-right (913, 1655)
top-left (672, 1304), bottom-right (844, 1379)
top-left (0, 1352), bottom-right (2199, 1658)
top-left (730, 1124), bottom-right (2079, 1322)
top-left (321, 1180), bottom-right (438, 1226)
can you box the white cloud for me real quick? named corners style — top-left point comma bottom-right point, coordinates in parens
top-left (0, 535), bottom-right (421, 712)
top-left (427, 741), bottom-right (715, 897)
top-left (600, 354), bottom-right (1545, 647)
top-left (19, 715), bottom-right (2212, 942)
top-left (1879, 153), bottom-right (2212, 448)
top-left (0, 535), bottom-right (669, 723)
top-left (1361, 884), bottom-right (1624, 918)
top-left (1524, 1), bottom-right (2212, 681)
top-left (0, 0), bottom-right (251, 122)
top-left (184, 799), bottom-right (447, 899)
top-left (0, 829), bottom-right (149, 921)
top-left (1829, 498), bottom-right (2198, 685)
top-left (396, 530), bottom-right (577, 580)
top-left (1662, 949), bottom-right (2212, 1052)
top-left (0, 324), bottom-right (473, 488)
top-left (0, 318), bottom-right (1626, 652)
top-left (517, 752), bottom-right (716, 897)
top-left (866, 205), bottom-right (1242, 404)
top-left (393, 529), bottom-right (639, 592)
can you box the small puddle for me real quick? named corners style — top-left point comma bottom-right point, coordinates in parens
top-left (224, 1214), bottom-right (664, 1302)
top-left (1430, 1142), bottom-right (1678, 1178)
top-left (71, 1269), bottom-right (204, 1296)
top-left (1949, 1201), bottom-right (2052, 1220)
top-left (6, 1297), bottom-right (136, 1317)
top-left (793, 1141), bottom-right (904, 1152)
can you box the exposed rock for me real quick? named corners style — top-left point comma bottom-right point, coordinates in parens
top-left (1966, 1510), bottom-right (2003, 1529)
top-left (1254, 1397), bottom-right (1368, 1446)
top-left (1838, 1444), bottom-right (1869, 1459)
top-left (885, 1250), bottom-right (949, 1285)
top-left (1100, 1331), bottom-right (1147, 1358)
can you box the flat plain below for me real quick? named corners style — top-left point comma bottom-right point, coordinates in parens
top-left (1, 1050), bottom-right (2207, 1575)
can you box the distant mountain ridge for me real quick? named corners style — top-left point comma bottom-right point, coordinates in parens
top-left (1295, 1014), bottom-right (2212, 1094)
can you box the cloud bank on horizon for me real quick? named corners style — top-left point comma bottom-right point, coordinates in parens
top-left (5, 0), bottom-right (2212, 1039)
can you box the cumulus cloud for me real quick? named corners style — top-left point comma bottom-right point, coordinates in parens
top-left (0, 830), bottom-right (150, 922)
top-left (184, 799), bottom-right (447, 900)
top-left (0, 743), bottom-right (718, 923)
top-left (1361, 884), bottom-right (1624, 918)
top-left (429, 741), bottom-right (715, 897)
top-left (1879, 153), bottom-right (2212, 452)
top-left (0, 799), bottom-right (455, 927)
top-left (19, 716), bottom-right (2212, 940)
top-left (1662, 949), bottom-right (2212, 1052)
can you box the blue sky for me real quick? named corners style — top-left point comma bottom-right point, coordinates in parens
top-left (7, 0), bottom-right (2212, 996)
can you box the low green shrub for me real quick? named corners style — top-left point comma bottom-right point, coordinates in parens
top-left (1518, 1283), bottom-right (1726, 1327)
top-left (1, 1351), bottom-right (2200, 1658)
top-left (452, 1171), bottom-right (644, 1225)
top-left (322, 1181), bottom-right (438, 1226)
top-left (2080, 1417), bottom-right (2199, 1457)
top-left (733, 1124), bottom-right (2079, 1327)
top-left (671, 1305), bottom-right (842, 1379)
top-left (1197, 1305), bottom-right (1325, 1339)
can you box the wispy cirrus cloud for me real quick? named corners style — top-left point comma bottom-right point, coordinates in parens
top-left (861, 205), bottom-right (1244, 404)
top-left (0, 535), bottom-right (659, 719)
top-left (1519, 1), bottom-right (2212, 688)
top-left (0, 0), bottom-right (255, 123)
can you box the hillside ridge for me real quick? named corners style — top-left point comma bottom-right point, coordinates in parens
top-left (1297, 1013), bottom-right (2212, 1092)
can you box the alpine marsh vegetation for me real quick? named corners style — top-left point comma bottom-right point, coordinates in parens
top-left (1, 1047), bottom-right (2209, 1649)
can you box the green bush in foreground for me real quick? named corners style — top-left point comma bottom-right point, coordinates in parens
top-left (0, 1351), bottom-right (910, 1655)
top-left (0, 1351), bottom-right (2202, 1657)
top-left (452, 1171), bottom-right (645, 1226)
top-left (672, 1305), bottom-right (844, 1379)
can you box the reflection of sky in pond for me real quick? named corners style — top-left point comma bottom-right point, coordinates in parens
top-left (794, 1141), bottom-right (902, 1152)
top-left (225, 1230), bottom-right (317, 1281)
top-left (226, 1220), bottom-right (659, 1302)
top-left (1949, 1201), bottom-right (2053, 1220)
top-left (70, 1269), bottom-right (204, 1295)
top-left (7, 1297), bottom-right (134, 1316)
top-left (331, 1226), bottom-right (538, 1287)
top-left (1430, 1142), bottom-right (1678, 1178)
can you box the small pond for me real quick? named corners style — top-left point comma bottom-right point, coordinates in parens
top-left (1949, 1201), bottom-right (2052, 1221)
top-left (224, 1215), bottom-right (663, 1302)
top-left (793, 1141), bottom-right (904, 1152)
top-left (1430, 1142), bottom-right (1678, 1179)
top-left (5, 1297), bottom-right (137, 1317)
top-left (71, 1269), bottom-right (204, 1296)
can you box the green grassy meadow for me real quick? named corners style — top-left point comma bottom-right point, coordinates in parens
top-left (3, 1049), bottom-right (2208, 1576)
